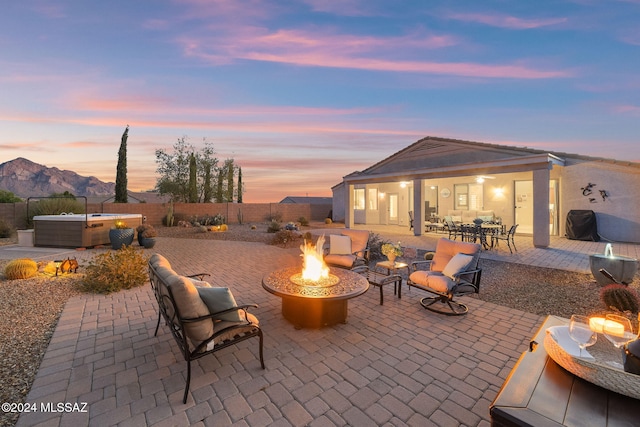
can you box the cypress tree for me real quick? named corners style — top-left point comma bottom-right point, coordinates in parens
top-left (203, 161), bottom-right (212, 203)
top-left (115, 125), bottom-right (129, 203)
top-left (226, 159), bottom-right (234, 202)
top-left (215, 169), bottom-right (224, 202)
top-left (188, 153), bottom-right (198, 203)
top-left (237, 167), bottom-right (243, 203)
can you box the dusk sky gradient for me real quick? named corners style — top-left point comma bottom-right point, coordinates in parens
top-left (1, 0), bottom-right (639, 202)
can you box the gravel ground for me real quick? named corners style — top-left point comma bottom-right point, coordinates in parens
top-left (0, 224), bottom-right (633, 426)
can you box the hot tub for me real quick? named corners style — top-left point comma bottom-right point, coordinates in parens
top-left (33, 213), bottom-right (143, 248)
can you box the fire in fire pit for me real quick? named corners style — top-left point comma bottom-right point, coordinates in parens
top-left (291, 235), bottom-right (339, 287)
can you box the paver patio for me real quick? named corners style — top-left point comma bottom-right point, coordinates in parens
top-left (12, 231), bottom-right (639, 426)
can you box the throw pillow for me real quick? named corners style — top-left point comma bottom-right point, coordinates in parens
top-left (197, 287), bottom-right (242, 322)
top-left (329, 235), bottom-right (352, 255)
top-left (442, 253), bottom-right (474, 279)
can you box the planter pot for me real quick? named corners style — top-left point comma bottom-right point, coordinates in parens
top-left (140, 237), bottom-right (156, 249)
top-left (387, 254), bottom-right (397, 264)
top-left (109, 228), bottom-right (134, 250)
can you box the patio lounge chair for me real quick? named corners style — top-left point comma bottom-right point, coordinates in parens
top-left (324, 229), bottom-right (371, 269)
top-left (148, 254), bottom-right (264, 403)
top-left (407, 238), bottom-right (482, 315)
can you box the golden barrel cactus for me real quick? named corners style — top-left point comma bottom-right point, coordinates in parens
top-left (4, 258), bottom-right (38, 280)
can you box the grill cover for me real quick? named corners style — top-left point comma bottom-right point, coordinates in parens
top-left (566, 210), bottom-right (599, 241)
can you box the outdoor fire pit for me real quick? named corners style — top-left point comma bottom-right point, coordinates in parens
top-left (262, 236), bottom-right (368, 328)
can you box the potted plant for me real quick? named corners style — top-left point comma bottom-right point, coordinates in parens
top-left (137, 224), bottom-right (157, 249)
top-left (381, 241), bottom-right (403, 264)
top-left (109, 220), bottom-right (134, 250)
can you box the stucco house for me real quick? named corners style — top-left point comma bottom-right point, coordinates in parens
top-left (332, 136), bottom-right (640, 247)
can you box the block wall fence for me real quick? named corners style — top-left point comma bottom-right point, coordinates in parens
top-left (0, 202), bottom-right (333, 230)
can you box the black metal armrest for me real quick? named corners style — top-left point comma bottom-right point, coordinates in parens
top-left (351, 265), bottom-right (369, 274)
top-left (186, 273), bottom-right (211, 281)
top-left (410, 260), bottom-right (432, 272)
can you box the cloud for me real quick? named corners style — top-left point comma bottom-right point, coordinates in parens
top-left (179, 25), bottom-right (570, 79)
top-left (445, 12), bottom-right (568, 29)
top-left (613, 104), bottom-right (640, 115)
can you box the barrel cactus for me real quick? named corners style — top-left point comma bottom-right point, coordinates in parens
top-left (4, 258), bottom-right (38, 280)
top-left (600, 284), bottom-right (640, 314)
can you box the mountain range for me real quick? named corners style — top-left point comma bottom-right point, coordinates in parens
top-left (0, 157), bottom-right (116, 198)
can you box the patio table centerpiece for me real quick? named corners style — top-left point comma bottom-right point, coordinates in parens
top-left (381, 241), bottom-right (403, 264)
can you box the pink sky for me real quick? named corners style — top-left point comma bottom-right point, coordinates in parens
top-left (1, 1), bottom-right (639, 202)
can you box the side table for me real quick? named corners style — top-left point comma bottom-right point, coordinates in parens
top-left (352, 266), bottom-right (402, 305)
top-left (490, 315), bottom-right (640, 426)
top-left (375, 260), bottom-right (409, 297)
top-left (375, 260), bottom-right (409, 276)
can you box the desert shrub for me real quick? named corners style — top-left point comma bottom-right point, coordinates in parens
top-left (4, 258), bottom-right (38, 280)
top-left (267, 220), bottom-right (281, 233)
top-left (171, 212), bottom-right (189, 225)
top-left (297, 216), bottom-right (309, 226)
top-left (266, 211), bottom-right (283, 222)
top-left (270, 230), bottom-right (301, 247)
top-left (0, 190), bottom-right (22, 203)
top-left (28, 198), bottom-right (85, 225)
top-left (324, 218), bottom-right (332, 224)
top-left (367, 233), bottom-right (386, 260)
top-left (0, 218), bottom-right (14, 238)
top-left (600, 284), bottom-right (640, 314)
top-left (220, 224), bottom-right (228, 231)
top-left (82, 246), bottom-right (149, 294)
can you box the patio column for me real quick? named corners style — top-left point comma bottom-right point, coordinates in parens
top-left (413, 178), bottom-right (424, 236)
top-left (345, 183), bottom-right (354, 229)
top-left (532, 168), bottom-right (550, 248)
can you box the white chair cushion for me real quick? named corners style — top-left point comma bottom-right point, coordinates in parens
top-left (167, 275), bottom-right (214, 346)
top-left (442, 254), bottom-right (474, 279)
top-left (329, 235), bottom-right (352, 255)
top-left (197, 287), bottom-right (242, 322)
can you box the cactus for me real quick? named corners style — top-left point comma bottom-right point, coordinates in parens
top-left (5, 258), bottom-right (38, 280)
top-left (600, 284), bottom-right (640, 314)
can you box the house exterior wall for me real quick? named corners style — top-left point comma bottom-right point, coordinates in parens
top-left (556, 159), bottom-right (640, 243)
top-left (331, 183), bottom-right (346, 222)
top-left (332, 159), bottom-right (640, 243)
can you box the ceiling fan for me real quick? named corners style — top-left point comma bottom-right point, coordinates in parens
top-left (475, 175), bottom-right (495, 183)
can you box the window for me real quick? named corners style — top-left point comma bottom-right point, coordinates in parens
top-left (454, 184), bottom-right (468, 210)
top-left (368, 188), bottom-right (378, 210)
top-left (354, 188), bottom-right (365, 210)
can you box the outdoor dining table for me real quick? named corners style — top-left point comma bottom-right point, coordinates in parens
top-left (460, 223), bottom-right (503, 249)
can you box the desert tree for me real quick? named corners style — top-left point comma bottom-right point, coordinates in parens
top-left (155, 137), bottom-right (220, 203)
